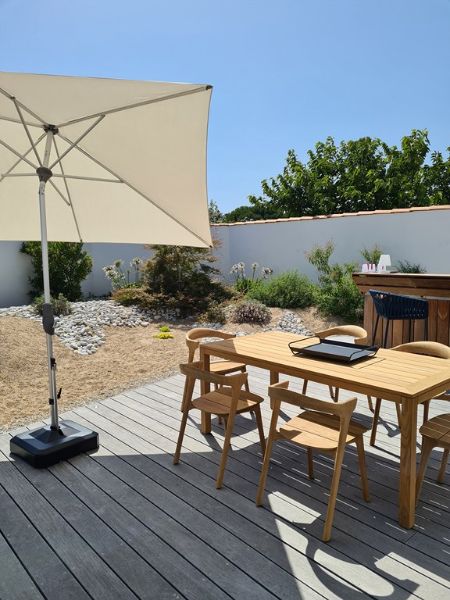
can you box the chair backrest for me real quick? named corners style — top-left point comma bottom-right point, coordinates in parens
top-left (185, 328), bottom-right (236, 362)
top-left (369, 290), bottom-right (428, 320)
top-left (269, 381), bottom-right (357, 419)
top-left (317, 325), bottom-right (368, 343)
top-left (268, 381), bottom-right (357, 449)
top-left (179, 361), bottom-right (247, 412)
top-left (393, 341), bottom-right (450, 360)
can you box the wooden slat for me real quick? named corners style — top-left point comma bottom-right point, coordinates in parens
top-left (2, 366), bottom-right (450, 600)
top-left (0, 530), bottom-right (44, 600)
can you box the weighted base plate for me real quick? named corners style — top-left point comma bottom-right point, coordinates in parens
top-left (10, 420), bottom-right (99, 468)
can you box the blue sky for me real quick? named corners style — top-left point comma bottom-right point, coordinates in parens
top-left (1, 0), bottom-right (449, 213)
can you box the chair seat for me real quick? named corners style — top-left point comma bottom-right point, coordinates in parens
top-left (192, 387), bottom-right (264, 415)
top-left (420, 414), bottom-right (450, 446)
top-left (279, 410), bottom-right (368, 451)
top-left (209, 360), bottom-right (246, 374)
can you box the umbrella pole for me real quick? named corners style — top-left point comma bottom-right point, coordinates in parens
top-left (37, 130), bottom-right (60, 430)
top-left (38, 179), bottom-right (60, 430)
top-left (9, 127), bottom-right (99, 467)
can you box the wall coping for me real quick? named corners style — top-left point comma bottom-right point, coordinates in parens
top-left (213, 205), bottom-right (450, 227)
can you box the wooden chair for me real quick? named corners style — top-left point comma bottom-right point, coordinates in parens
top-left (174, 361), bottom-right (266, 489)
top-left (186, 328), bottom-right (249, 391)
top-left (370, 341), bottom-right (450, 446)
top-left (416, 413), bottom-right (450, 505)
top-left (301, 325), bottom-right (374, 412)
top-left (256, 381), bottom-right (370, 542)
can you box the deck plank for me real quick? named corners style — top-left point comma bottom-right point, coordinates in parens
top-left (1, 366), bottom-right (449, 600)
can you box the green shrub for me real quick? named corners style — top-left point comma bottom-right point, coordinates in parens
top-left (159, 325), bottom-right (171, 332)
top-left (21, 242), bottom-right (93, 301)
top-left (199, 302), bottom-right (227, 324)
top-left (33, 293), bottom-right (72, 317)
top-left (229, 300), bottom-right (271, 325)
top-left (142, 243), bottom-right (231, 316)
top-left (247, 271), bottom-right (317, 308)
top-left (396, 260), bottom-right (426, 273)
top-left (112, 287), bottom-right (155, 308)
top-left (154, 332), bottom-right (174, 339)
top-left (307, 242), bottom-right (363, 321)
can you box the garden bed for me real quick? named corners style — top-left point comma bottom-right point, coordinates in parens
top-left (0, 305), bottom-right (338, 430)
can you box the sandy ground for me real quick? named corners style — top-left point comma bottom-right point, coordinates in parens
top-left (0, 307), bottom-right (338, 430)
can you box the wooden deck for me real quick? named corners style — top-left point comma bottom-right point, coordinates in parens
top-left (1, 367), bottom-right (449, 600)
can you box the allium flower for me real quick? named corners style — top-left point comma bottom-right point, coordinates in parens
top-left (114, 259), bottom-right (123, 269)
top-left (130, 257), bottom-right (143, 268)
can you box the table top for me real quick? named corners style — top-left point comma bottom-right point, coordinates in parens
top-left (201, 331), bottom-right (450, 402)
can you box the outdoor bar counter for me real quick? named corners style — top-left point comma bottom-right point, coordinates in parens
top-left (352, 272), bottom-right (450, 348)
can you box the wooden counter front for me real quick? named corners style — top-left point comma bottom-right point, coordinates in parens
top-left (352, 273), bottom-right (450, 347)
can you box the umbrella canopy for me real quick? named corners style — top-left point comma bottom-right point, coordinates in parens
top-left (1, 72), bottom-right (213, 466)
top-left (0, 71), bottom-right (212, 247)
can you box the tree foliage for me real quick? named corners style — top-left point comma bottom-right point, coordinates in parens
top-left (208, 199), bottom-right (223, 223)
top-left (223, 130), bottom-right (450, 221)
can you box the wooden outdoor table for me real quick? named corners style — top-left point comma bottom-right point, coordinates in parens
top-left (199, 331), bottom-right (450, 529)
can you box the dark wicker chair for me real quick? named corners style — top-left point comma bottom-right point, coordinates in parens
top-left (369, 290), bottom-right (428, 347)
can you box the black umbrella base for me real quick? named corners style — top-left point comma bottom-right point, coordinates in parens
top-left (10, 420), bottom-right (99, 468)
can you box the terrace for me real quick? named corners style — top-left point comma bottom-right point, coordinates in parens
top-left (1, 366), bottom-right (449, 600)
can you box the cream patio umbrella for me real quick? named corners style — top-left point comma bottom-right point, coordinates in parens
top-left (0, 71), bottom-right (212, 467)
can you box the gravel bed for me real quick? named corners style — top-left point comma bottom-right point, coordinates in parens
top-left (0, 300), bottom-right (312, 356)
top-left (0, 300), bottom-right (178, 355)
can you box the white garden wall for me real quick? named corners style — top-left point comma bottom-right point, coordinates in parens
top-left (0, 242), bottom-right (151, 307)
top-left (0, 206), bottom-right (448, 307)
top-left (212, 207), bottom-right (450, 282)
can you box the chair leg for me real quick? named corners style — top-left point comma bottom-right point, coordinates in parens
top-left (302, 379), bottom-right (308, 395)
top-left (422, 400), bottom-right (430, 425)
top-left (372, 314), bottom-right (380, 346)
top-left (216, 413), bottom-right (235, 489)
top-left (323, 445), bottom-right (346, 542)
top-left (367, 396), bottom-right (374, 413)
top-left (328, 386), bottom-right (339, 402)
top-left (416, 436), bottom-right (435, 505)
top-left (307, 447), bottom-right (314, 480)
top-left (437, 449), bottom-right (449, 484)
top-left (383, 318), bottom-right (390, 348)
top-left (254, 405), bottom-right (266, 454)
top-left (242, 367), bottom-right (250, 392)
top-left (355, 436), bottom-right (370, 502)
top-left (256, 433), bottom-right (278, 506)
top-left (395, 403), bottom-right (402, 430)
top-left (173, 409), bottom-right (190, 464)
top-left (370, 398), bottom-right (382, 446)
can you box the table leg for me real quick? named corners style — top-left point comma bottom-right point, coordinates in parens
top-left (398, 397), bottom-right (418, 528)
top-left (200, 349), bottom-right (212, 434)
top-left (269, 371), bottom-right (279, 409)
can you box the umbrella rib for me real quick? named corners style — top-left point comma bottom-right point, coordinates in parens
top-left (0, 138), bottom-right (38, 170)
top-left (51, 174), bottom-right (121, 183)
top-left (53, 137), bottom-right (83, 242)
top-left (49, 115), bottom-right (105, 170)
top-left (57, 130), bottom-right (212, 247)
top-left (0, 114), bottom-right (42, 127)
top-left (0, 132), bottom-right (46, 182)
top-left (12, 98), bottom-right (43, 166)
top-left (48, 179), bottom-right (71, 206)
top-left (55, 85), bottom-right (210, 128)
top-left (0, 85), bottom-right (46, 125)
